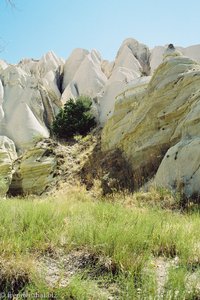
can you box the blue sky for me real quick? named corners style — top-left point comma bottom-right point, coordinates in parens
top-left (0, 0), bottom-right (199, 63)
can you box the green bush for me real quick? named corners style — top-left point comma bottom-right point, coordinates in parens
top-left (52, 96), bottom-right (96, 139)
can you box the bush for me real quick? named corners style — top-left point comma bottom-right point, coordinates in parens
top-left (52, 96), bottom-right (96, 139)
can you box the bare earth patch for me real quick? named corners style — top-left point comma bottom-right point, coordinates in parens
top-left (37, 250), bottom-right (120, 299)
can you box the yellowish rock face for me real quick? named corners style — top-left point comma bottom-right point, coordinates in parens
top-left (10, 140), bottom-right (58, 196)
top-left (102, 51), bottom-right (200, 191)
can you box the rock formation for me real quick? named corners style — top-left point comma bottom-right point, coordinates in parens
top-left (9, 139), bottom-right (58, 195)
top-left (102, 44), bottom-right (200, 196)
top-left (98, 38), bottom-right (151, 124)
top-left (1, 38), bottom-right (199, 153)
top-left (0, 52), bottom-right (63, 151)
top-left (150, 44), bottom-right (200, 72)
top-left (154, 138), bottom-right (200, 198)
top-left (1, 38), bottom-right (200, 196)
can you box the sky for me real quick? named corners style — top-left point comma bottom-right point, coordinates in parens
top-left (0, 0), bottom-right (200, 64)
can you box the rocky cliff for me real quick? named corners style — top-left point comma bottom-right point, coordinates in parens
top-left (1, 38), bottom-right (200, 196)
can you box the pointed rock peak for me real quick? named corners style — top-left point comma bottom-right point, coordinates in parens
top-left (115, 38), bottom-right (151, 76)
top-left (69, 48), bottom-right (89, 58)
top-left (117, 38), bottom-right (149, 57)
top-left (62, 48), bottom-right (90, 91)
top-left (40, 51), bottom-right (63, 67)
top-left (121, 37), bottom-right (142, 47)
top-left (42, 51), bottom-right (58, 60)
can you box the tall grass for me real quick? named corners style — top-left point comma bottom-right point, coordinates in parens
top-left (0, 187), bottom-right (200, 297)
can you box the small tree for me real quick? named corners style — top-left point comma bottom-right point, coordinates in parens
top-left (52, 96), bottom-right (96, 139)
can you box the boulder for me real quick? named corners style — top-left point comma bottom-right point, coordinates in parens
top-left (154, 138), bottom-right (200, 198)
top-left (0, 136), bottom-right (17, 195)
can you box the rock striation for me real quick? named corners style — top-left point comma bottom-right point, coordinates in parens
top-left (102, 45), bottom-right (200, 196)
top-left (9, 139), bottom-right (62, 195)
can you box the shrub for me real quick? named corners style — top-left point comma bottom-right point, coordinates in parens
top-left (52, 96), bottom-right (96, 139)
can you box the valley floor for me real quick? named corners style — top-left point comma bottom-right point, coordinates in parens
top-left (0, 186), bottom-right (200, 299)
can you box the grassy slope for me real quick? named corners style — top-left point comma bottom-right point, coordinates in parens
top-left (0, 187), bottom-right (200, 299)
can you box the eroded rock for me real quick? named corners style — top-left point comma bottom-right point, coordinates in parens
top-left (0, 136), bottom-right (17, 195)
top-left (154, 138), bottom-right (200, 198)
top-left (102, 48), bottom-right (200, 192)
top-left (9, 140), bottom-right (59, 195)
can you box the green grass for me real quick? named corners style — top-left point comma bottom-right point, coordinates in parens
top-left (0, 187), bottom-right (200, 298)
top-left (163, 265), bottom-right (200, 299)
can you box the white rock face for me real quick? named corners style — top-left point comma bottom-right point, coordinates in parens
top-left (19, 51), bottom-right (63, 102)
top-left (0, 136), bottom-right (17, 195)
top-left (0, 51), bottom-right (64, 151)
top-left (62, 48), bottom-right (89, 91)
top-left (61, 38), bottom-right (152, 124)
top-left (154, 138), bottom-right (200, 198)
top-left (0, 66), bottom-right (49, 149)
top-left (61, 49), bottom-right (107, 104)
top-left (101, 60), bottom-right (114, 78)
top-left (71, 50), bottom-right (107, 98)
top-left (115, 38), bottom-right (151, 75)
top-left (180, 44), bottom-right (200, 63)
top-left (150, 46), bottom-right (165, 73)
top-left (98, 38), bottom-right (151, 124)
